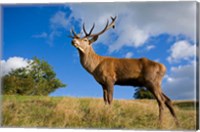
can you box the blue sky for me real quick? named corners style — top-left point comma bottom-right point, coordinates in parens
top-left (1, 2), bottom-right (197, 100)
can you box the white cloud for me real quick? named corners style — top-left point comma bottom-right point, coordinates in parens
top-left (32, 32), bottom-right (48, 38)
top-left (50, 11), bottom-right (69, 30)
top-left (47, 30), bottom-right (61, 45)
top-left (108, 24), bottom-right (149, 53)
top-left (167, 40), bottom-right (196, 63)
top-left (47, 11), bottom-right (70, 45)
top-left (154, 58), bottom-right (160, 62)
top-left (67, 2), bottom-right (196, 52)
top-left (34, 11), bottom-right (71, 45)
top-left (125, 52), bottom-right (133, 58)
top-left (146, 45), bottom-right (155, 51)
top-left (0, 57), bottom-right (30, 76)
top-left (163, 62), bottom-right (196, 100)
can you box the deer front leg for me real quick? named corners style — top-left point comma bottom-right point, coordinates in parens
top-left (102, 86), bottom-right (108, 105)
top-left (108, 86), bottom-right (114, 105)
top-left (104, 82), bottom-right (114, 105)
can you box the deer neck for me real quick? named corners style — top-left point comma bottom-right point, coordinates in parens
top-left (78, 46), bottom-right (103, 74)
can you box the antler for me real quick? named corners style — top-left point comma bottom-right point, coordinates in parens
top-left (83, 23), bottom-right (95, 37)
top-left (83, 16), bottom-right (117, 38)
top-left (68, 28), bottom-right (79, 38)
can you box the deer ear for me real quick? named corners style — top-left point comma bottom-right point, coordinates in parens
top-left (89, 36), bottom-right (99, 44)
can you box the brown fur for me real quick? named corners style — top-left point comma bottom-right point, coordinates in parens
top-left (70, 17), bottom-right (179, 126)
top-left (72, 43), bottom-right (179, 126)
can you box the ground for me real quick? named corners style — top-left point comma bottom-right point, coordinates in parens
top-left (1, 95), bottom-right (197, 130)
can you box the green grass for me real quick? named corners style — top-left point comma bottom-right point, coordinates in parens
top-left (174, 100), bottom-right (198, 110)
top-left (1, 95), bottom-right (197, 130)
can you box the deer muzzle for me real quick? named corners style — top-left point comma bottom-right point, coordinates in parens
top-left (71, 39), bottom-right (85, 53)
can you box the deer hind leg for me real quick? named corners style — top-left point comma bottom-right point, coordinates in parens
top-left (162, 92), bottom-right (179, 126)
top-left (148, 85), bottom-right (165, 126)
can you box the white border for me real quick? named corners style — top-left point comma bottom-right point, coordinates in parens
top-left (0, 0), bottom-right (199, 131)
top-left (0, 0), bottom-right (199, 4)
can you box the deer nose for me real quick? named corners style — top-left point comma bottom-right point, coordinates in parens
top-left (71, 39), bottom-right (76, 44)
top-left (72, 39), bottom-right (80, 46)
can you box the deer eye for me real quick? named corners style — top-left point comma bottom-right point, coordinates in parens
top-left (84, 39), bottom-right (88, 42)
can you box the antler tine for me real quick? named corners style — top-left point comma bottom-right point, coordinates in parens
top-left (83, 23), bottom-right (95, 37)
top-left (68, 34), bottom-right (74, 38)
top-left (88, 16), bottom-right (116, 37)
top-left (111, 16), bottom-right (117, 28)
top-left (88, 23), bottom-right (95, 36)
top-left (71, 28), bottom-right (78, 38)
top-left (68, 29), bottom-right (74, 38)
top-left (83, 23), bottom-right (89, 36)
top-left (89, 20), bottom-right (109, 37)
top-left (111, 16), bottom-right (117, 21)
top-left (82, 16), bottom-right (117, 38)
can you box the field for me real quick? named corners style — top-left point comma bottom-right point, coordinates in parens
top-left (1, 95), bottom-right (198, 130)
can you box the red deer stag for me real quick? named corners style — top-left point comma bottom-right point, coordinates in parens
top-left (69, 16), bottom-right (179, 126)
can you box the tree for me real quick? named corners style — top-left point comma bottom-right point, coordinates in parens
top-left (134, 87), bottom-right (155, 99)
top-left (2, 57), bottom-right (66, 95)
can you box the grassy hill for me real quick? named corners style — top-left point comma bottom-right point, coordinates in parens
top-left (1, 95), bottom-right (197, 130)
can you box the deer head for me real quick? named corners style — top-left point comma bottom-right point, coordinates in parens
top-left (70, 16), bottom-right (117, 53)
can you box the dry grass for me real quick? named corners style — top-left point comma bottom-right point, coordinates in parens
top-left (1, 95), bottom-right (197, 130)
